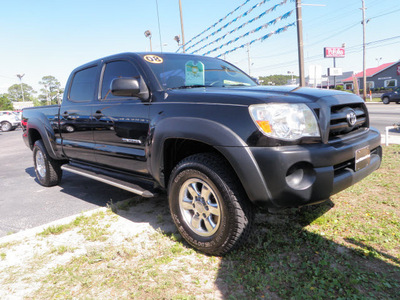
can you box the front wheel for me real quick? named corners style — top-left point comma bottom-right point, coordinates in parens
top-left (1, 121), bottom-right (12, 132)
top-left (168, 153), bottom-right (254, 255)
top-left (382, 97), bottom-right (390, 104)
top-left (33, 140), bottom-right (63, 187)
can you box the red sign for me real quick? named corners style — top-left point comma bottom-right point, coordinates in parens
top-left (324, 47), bottom-right (345, 58)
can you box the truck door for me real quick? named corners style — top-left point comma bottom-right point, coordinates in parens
top-left (60, 65), bottom-right (98, 163)
top-left (92, 59), bottom-right (150, 175)
top-left (394, 87), bottom-right (400, 101)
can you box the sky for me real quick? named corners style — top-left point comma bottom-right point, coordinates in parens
top-left (1, 0), bottom-right (399, 94)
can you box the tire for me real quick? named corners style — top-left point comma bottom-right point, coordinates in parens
top-left (168, 153), bottom-right (254, 255)
top-left (1, 121), bottom-right (12, 132)
top-left (33, 140), bottom-right (62, 187)
top-left (382, 97), bottom-right (390, 104)
top-left (65, 125), bottom-right (75, 133)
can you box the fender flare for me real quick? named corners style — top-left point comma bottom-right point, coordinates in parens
top-left (149, 117), bottom-right (272, 204)
top-left (26, 115), bottom-right (60, 160)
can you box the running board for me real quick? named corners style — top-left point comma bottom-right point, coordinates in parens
top-left (61, 164), bottom-right (156, 198)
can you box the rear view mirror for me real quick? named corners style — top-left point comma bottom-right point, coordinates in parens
top-left (111, 77), bottom-right (149, 100)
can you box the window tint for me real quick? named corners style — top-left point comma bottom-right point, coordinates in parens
top-left (101, 61), bottom-right (140, 100)
top-left (69, 66), bottom-right (97, 101)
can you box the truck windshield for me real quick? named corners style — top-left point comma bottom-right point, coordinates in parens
top-left (140, 53), bottom-right (257, 90)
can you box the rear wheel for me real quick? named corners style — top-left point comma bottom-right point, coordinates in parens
top-left (168, 153), bottom-right (254, 255)
top-left (1, 121), bottom-right (12, 132)
top-left (33, 140), bottom-right (62, 187)
top-left (382, 97), bottom-right (390, 104)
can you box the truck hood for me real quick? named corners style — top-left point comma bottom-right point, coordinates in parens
top-left (164, 85), bottom-right (364, 106)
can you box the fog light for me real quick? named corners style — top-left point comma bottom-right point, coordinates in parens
top-left (286, 162), bottom-right (316, 190)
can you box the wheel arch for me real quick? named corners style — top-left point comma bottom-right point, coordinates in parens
top-left (26, 117), bottom-right (59, 159)
top-left (149, 117), bottom-right (272, 205)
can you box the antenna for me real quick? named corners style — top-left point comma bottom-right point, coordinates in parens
top-left (155, 0), bottom-right (163, 52)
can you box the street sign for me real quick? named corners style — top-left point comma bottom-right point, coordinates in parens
top-left (309, 65), bottom-right (322, 86)
top-left (324, 47), bottom-right (345, 58)
top-left (328, 68), bottom-right (343, 76)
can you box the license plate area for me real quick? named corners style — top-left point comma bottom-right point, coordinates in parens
top-left (355, 146), bottom-right (371, 171)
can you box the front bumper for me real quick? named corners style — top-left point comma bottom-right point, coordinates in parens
top-left (248, 128), bottom-right (382, 208)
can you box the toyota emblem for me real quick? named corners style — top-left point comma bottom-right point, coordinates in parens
top-left (346, 110), bottom-right (357, 127)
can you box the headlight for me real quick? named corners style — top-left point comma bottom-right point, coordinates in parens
top-left (249, 103), bottom-right (320, 141)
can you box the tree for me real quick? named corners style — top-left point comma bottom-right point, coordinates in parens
top-left (258, 74), bottom-right (297, 86)
top-left (38, 76), bottom-right (64, 105)
top-left (0, 94), bottom-right (13, 110)
top-left (7, 83), bottom-right (36, 102)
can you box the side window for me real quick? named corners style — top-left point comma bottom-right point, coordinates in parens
top-left (101, 61), bottom-right (140, 100)
top-left (69, 66), bottom-right (97, 101)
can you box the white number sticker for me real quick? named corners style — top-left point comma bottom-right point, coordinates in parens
top-left (144, 55), bottom-right (163, 64)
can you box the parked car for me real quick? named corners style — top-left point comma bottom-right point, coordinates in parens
top-left (381, 87), bottom-right (400, 104)
top-left (0, 111), bottom-right (20, 131)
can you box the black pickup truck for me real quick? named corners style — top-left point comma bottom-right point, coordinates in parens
top-left (22, 52), bottom-right (382, 255)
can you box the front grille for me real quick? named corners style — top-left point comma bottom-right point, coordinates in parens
top-left (329, 103), bottom-right (368, 140)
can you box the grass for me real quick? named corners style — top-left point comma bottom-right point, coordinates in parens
top-left (223, 145), bottom-right (400, 299)
top-left (1, 145), bottom-right (399, 299)
top-left (367, 97), bottom-right (382, 102)
top-left (37, 210), bottom-right (115, 242)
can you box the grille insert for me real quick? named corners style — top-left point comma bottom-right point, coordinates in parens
top-left (329, 104), bottom-right (367, 140)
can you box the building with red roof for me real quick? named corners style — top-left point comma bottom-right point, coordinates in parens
top-left (342, 60), bottom-right (400, 91)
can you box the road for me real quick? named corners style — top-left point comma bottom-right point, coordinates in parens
top-left (0, 104), bottom-right (397, 237)
top-left (0, 129), bottom-right (135, 237)
top-left (367, 102), bottom-right (400, 136)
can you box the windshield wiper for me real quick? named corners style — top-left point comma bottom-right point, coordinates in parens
top-left (222, 83), bottom-right (249, 87)
top-left (172, 85), bottom-right (208, 89)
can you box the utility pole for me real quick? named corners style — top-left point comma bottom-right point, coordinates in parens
top-left (16, 74), bottom-right (25, 102)
top-left (361, 0), bottom-right (367, 101)
top-left (179, 0), bottom-right (186, 53)
top-left (296, 0), bottom-right (305, 87)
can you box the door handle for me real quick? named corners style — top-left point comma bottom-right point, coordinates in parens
top-left (93, 111), bottom-right (104, 119)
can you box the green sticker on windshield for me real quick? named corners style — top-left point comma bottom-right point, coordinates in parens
top-left (185, 61), bottom-right (205, 86)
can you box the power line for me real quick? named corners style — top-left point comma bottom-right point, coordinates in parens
top-left (369, 8), bottom-right (400, 20)
top-left (250, 35), bottom-right (400, 72)
top-left (187, 0), bottom-right (290, 53)
top-left (190, 1), bottom-right (293, 54)
top-left (214, 22), bottom-right (296, 58)
top-left (0, 75), bottom-right (16, 80)
top-left (177, 0), bottom-right (252, 51)
top-left (202, 11), bottom-right (295, 56)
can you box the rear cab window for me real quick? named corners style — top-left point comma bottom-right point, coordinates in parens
top-left (69, 66), bottom-right (97, 102)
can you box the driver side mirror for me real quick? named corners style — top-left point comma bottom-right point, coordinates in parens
top-left (111, 77), bottom-right (150, 101)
